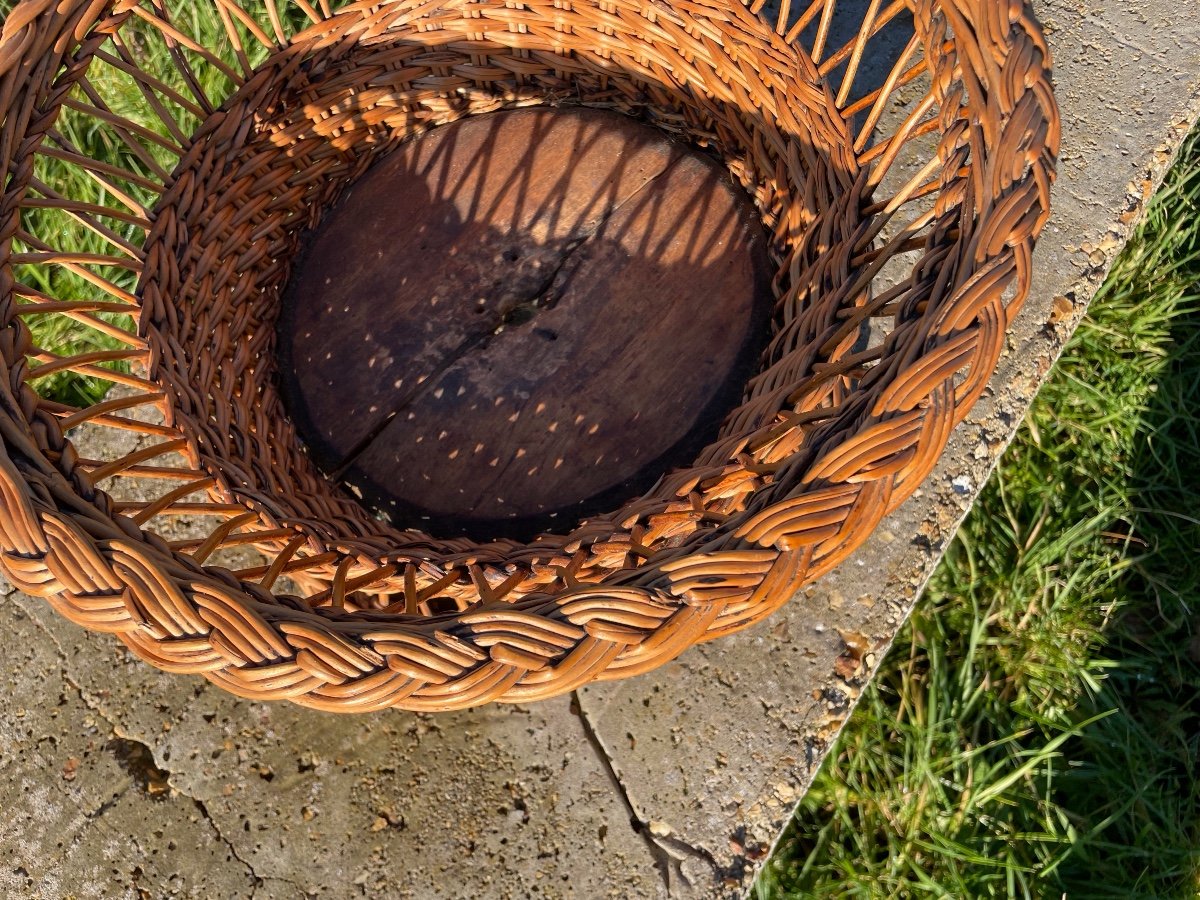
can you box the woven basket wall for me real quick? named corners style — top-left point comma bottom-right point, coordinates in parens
top-left (0, 0), bottom-right (1058, 711)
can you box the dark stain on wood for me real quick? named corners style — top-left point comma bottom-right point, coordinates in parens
top-left (278, 107), bottom-right (773, 541)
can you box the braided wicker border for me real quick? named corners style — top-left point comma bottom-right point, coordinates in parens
top-left (0, 0), bottom-right (1058, 711)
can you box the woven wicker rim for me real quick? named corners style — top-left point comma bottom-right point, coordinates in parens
top-left (0, 0), bottom-right (1059, 711)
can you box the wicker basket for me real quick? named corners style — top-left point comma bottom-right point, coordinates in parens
top-left (0, 0), bottom-right (1057, 711)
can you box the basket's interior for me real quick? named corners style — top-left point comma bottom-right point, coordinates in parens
top-left (9, 0), bottom-right (952, 617)
top-left (276, 105), bottom-right (776, 543)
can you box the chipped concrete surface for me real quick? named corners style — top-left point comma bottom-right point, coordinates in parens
top-left (2, 2), bottom-right (1199, 898)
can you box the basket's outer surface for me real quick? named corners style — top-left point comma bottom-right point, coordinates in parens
top-left (0, 0), bottom-right (1058, 711)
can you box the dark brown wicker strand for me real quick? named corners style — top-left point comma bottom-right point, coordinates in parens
top-left (0, 0), bottom-right (1058, 711)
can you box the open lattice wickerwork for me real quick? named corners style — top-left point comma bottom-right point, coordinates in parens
top-left (0, 0), bottom-right (1058, 711)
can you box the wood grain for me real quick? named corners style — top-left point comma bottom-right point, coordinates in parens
top-left (278, 107), bottom-right (774, 538)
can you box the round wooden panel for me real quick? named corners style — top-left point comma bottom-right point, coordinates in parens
top-left (278, 107), bottom-right (773, 540)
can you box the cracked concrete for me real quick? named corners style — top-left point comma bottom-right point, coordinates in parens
top-left (569, 692), bottom-right (717, 894)
top-left (4, 588), bottom-right (658, 898)
top-left (0, 598), bottom-right (258, 899)
top-left (2, 2), bottom-right (1199, 898)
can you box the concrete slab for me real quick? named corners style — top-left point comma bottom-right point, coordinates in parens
top-left (1, 2), bottom-right (1198, 898)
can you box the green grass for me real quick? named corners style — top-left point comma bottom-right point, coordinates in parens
top-left (758, 127), bottom-right (1200, 897)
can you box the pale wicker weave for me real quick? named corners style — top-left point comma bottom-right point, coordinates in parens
top-left (0, 0), bottom-right (1058, 711)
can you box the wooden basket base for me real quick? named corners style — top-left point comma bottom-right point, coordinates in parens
top-left (278, 108), bottom-right (774, 540)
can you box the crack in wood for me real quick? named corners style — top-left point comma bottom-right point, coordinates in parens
top-left (324, 152), bottom-right (685, 484)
